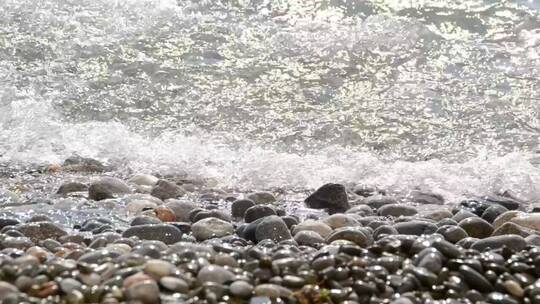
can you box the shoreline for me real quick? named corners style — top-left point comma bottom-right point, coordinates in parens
top-left (0, 156), bottom-right (538, 303)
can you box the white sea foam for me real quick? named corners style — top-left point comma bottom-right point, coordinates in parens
top-left (0, 0), bottom-right (539, 204)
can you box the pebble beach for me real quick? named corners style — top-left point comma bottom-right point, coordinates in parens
top-left (2, 0), bottom-right (540, 303)
top-left (0, 156), bottom-right (538, 303)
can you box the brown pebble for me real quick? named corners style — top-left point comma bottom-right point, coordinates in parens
top-left (46, 164), bottom-right (62, 173)
top-left (26, 246), bottom-right (49, 262)
top-left (154, 206), bottom-right (176, 222)
top-left (37, 281), bottom-right (59, 298)
top-left (503, 280), bottom-right (524, 298)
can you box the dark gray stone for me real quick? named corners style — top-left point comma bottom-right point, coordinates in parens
top-left (56, 182), bottom-right (88, 195)
top-left (458, 265), bottom-right (494, 292)
top-left (482, 204), bottom-right (508, 223)
top-left (122, 224), bottom-right (182, 244)
top-left (0, 218), bottom-right (19, 230)
top-left (130, 216), bottom-right (162, 226)
top-left (458, 217), bottom-right (493, 239)
top-left (231, 199), bottom-right (256, 218)
top-left (378, 204), bottom-right (417, 217)
top-left (393, 221), bottom-right (437, 236)
top-left (305, 183), bottom-right (350, 214)
top-left (63, 155), bottom-right (108, 172)
top-left (192, 210), bottom-right (231, 223)
top-left (436, 225), bottom-right (468, 243)
top-left (150, 180), bottom-right (185, 200)
top-left (471, 235), bottom-right (527, 252)
top-left (88, 177), bottom-right (131, 201)
top-left (244, 205), bottom-right (276, 223)
top-left (255, 216), bottom-right (292, 243)
top-left (364, 195), bottom-right (398, 209)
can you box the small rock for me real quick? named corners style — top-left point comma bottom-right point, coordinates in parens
top-left (364, 195), bottom-right (398, 209)
top-left (353, 184), bottom-right (382, 197)
top-left (231, 199), bottom-right (256, 218)
top-left (452, 210), bottom-right (477, 222)
top-left (78, 249), bottom-right (120, 264)
top-left (63, 155), bottom-right (108, 172)
top-left (59, 278), bottom-right (82, 294)
top-left (410, 190), bottom-right (444, 205)
top-left (255, 215), bottom-right (292, 243)
top-left (280, 216), bottom-right (298, 229)
top-left (323, 214), bottom-right (359, 229)
top-left (373, 225), bottom-right (398, 240)
top-left (126, 200), bottom-right (158, 214)
top-left (415, 248), bottom-right (443, 273)
top-left (458, 265), bottom-right (494, 292)
top-left (191, 217), bottom-right (233, 241)
top-left (128, 174), bottom-right (159, 186)
top-left (503, 280), bottom-right (524, 298)
top-left (26, 215), bottom-right (52, 222)
top-left (255, 216), bottom-right (292, 243)
top-left (26, 246), bottom-right (49, 262)
top-left (88, 177), bottom-right (131, 201)
top-left (525, 234), bottom-right (540, 246)
top-left (471, 235), bottom-right (527, 252)
top-left (326, 227), bottom-right (372, 247)
top-left (492, 222), bottom-right (534, 237)
top-left (0, 218), bottom-right (19, 230)
top-left (432, 239), bottom-right (461, 259)
top-left (483, 194), bottom-right (522, 210)
top-left (493, 210), bottom-right (521, 229)
top-left (122, 224), bottom-right (183, 244)
top-left (124, 273), bottom-right (153, 289)
top-left (458, 217), bottom-right (493, 238)
top-left (436, 225), bottom-right (468, 243)
top-left (154, 206), bottom-right (176, 222)
top-left (192, 210), bottom-right (230, 223)
top-left (393, 221), bottom-right (437, 236)
top-left (164, 200), bottom-right (198, 222)
top-left (292, 220), bottom-right (333, 238)
top-left (197, 265), bottom-right (234, 284)
top-left (378, 204), bottom-right (417, 217)
top-left (294, 230), bottom-right (325, 246)
top-left (247, 192), bottom-right (276, 204)
top-left (130, 216), bottom-right (162, 226)
top-left (250, 296), bottom-right (273, 304)
top-left (150, 180), bottom-right (186, 201)
top-left (305, 183), bottom-right (350, 214)
top-left (423, 209), bottom-right (453, 221)
top-left (144, 259), bottom-right (174, 279)
top-left (244, 205), bottom-right (276, 223)
top-left (125, 280), bottom-right (160, 304)
top-left (159, 276), bottom-right (188, 293)
top-left (346, 205), bottom-right (374, 216)
top-left (230, 281), bottom-right (253, 298)
top-left (503, 212), bottom-right (540, 232)
top-left (15, 222), bottom-right (67, 242)
top-left (56, 182), bottom-right (88, 195)
top-left (456, 199), bottom-right (490, 216)
top-left (0, 282), bottom-right (18, 301)
top-left (482, 204), bottom-right (508, 223)
top-left (254, 284), bottom-right (292, 298)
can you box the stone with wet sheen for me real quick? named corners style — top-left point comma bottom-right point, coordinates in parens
top-left (305, 183), bottom-right (350, 214)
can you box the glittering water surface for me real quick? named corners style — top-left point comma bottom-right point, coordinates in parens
top-left (0, 0), bottom-right (539, 201)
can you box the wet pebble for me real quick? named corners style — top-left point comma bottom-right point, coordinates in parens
top-left (191, 217), bottom-right (233, 241)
